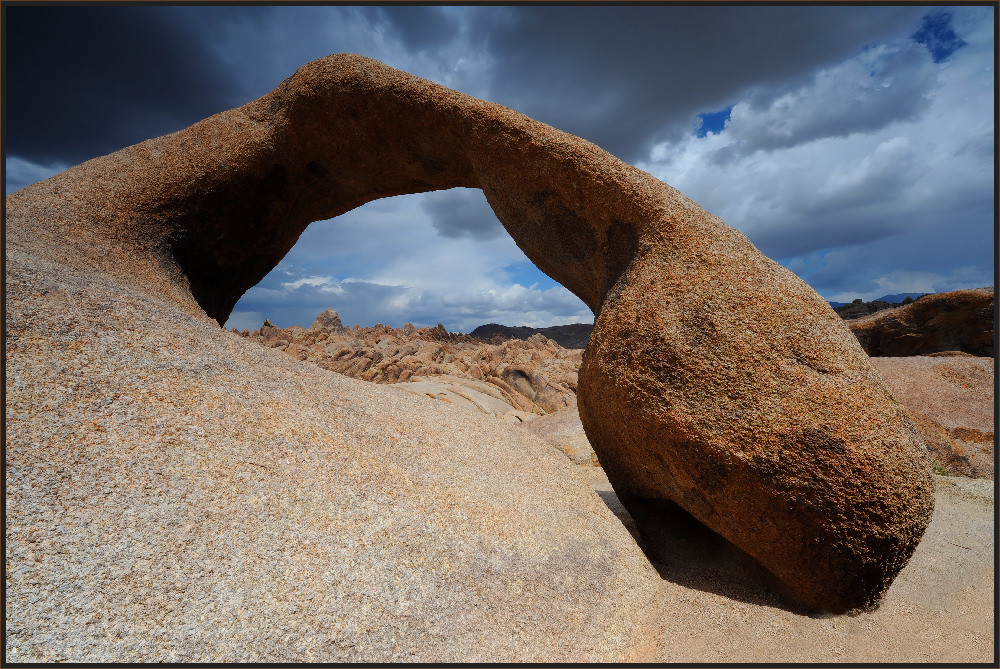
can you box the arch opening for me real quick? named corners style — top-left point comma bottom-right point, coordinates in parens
top-left (132, 53), bottom-right (644, 328)
top-left (222, 188), bottom-right (593, 333)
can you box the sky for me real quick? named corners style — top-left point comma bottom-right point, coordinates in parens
top-left (4, 4), bottom-right (995, 332)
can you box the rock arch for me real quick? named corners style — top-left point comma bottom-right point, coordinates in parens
top-left (10, 54), bottom-right (933, 612)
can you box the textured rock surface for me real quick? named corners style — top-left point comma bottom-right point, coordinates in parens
top-left (520, 356), bottom-right (995, 480)
top-left (238, 315), bottom-right (581, 416)
top-left (394, 377), bottom-right (537, 423)
top-left (5, 233), bottom-right (660, 662)
top-left (634, 471), bottom-right (993, 662)
top-left (5, 53), bottom-right (932, 614)
top-left (847, 287), bottom-right (994, 357)
top-left (567, 465), bottom-right (992, 663)
top-left (520, 406), bottom-right (600, 466)
top-left (872, 355), bottom-right (994, 479)
top-left (308, 307), bottom-right (345, 333)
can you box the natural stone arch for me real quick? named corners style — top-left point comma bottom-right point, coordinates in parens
top-left (12, 54), bottom-right (933, 613)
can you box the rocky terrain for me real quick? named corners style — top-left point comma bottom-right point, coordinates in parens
top-left (236, 309), bottom-right (581, 418)
top-left (240, 304), bottom-right (995, 483)
top-left (5, 253), bottom-right (659, 662)
top-left (873, 354), bottom-right (994, 479)
top-left (847, 287), bottom-right (995, 357)
top-left (5, 54), bottom-right (989, 662)
top-left (833, 295), bottom-right (924, 319)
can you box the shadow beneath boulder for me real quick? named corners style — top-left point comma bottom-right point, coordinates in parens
top-left (595, 488), bottom-right (816, 616)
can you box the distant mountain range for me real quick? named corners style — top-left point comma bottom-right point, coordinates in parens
top-left (831, 293), bottom-right (931, 319)
top-left (827, 293), bottom-right (928, 309)
top-left (469, 323), bottom-right (593, 349)
top-left (472, 292), bottom-right (934, 348)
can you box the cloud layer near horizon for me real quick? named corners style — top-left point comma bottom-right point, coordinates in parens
top-left (5, 5), bottom-right (993, 331)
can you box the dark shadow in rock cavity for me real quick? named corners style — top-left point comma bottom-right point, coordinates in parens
top-left (595, 488), bottom-right (817, 616)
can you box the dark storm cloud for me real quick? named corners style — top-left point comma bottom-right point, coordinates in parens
top-left (421, 189), bottom-right (503, 241)
top-left (368, 5), bottom-right (460, 53)
top-left (6, 5), bottom-right (928, 171)
top-left (751, 209), bottom-right (904, 262)
top-left (790, 193), bottom-right (994, 299)
top-left (3, 5), bottom-right (469, 170)
top-left (4, 5), bottom-right (249, 166)
top-left (462, 5), bottom-right (928, 161)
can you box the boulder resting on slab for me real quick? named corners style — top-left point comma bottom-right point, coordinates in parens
top-left (5, 53), bottom-right (933, 614)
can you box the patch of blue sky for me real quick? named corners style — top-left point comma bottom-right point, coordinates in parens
top-left (500, 261), bottom-right (562, 291)
top-left (912, 9), bottom-right (967, 63)
top-left (695, 105), bottom-right (733, 138)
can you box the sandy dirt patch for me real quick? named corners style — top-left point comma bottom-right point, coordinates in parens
top-left (577, 466), bottom-right (994, 663)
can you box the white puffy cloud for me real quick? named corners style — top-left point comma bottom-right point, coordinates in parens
top-left (726, 41), bottom-right (937, 153)
top-left (225, 190), bottom-right (592, 333)
top-left (871, 267), bottom-right (991, 296)
top-left (639, 6), bottom-right (994, 300)
top-left (225, 310), bottom-right (267, 332)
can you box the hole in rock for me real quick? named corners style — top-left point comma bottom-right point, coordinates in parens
top-left (223, 188), bottom-right (593, 335)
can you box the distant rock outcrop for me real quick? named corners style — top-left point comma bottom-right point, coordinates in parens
top-left (237, 313), bottom-right (580, 416)
top-left (6, 53), bottom-right (932, 621)
top-left (847, 287), bottom-right (994, 357)
top-left (834, 296), bottom-right (921, 320)
top-left (307, 307), bottom-right (344, 333)
top-left (470, 322), bottom-right (594, 349)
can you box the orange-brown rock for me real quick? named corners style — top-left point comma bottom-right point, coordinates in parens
top-left (307, 307), bottom-right (345, 333)
top-left (6, 54), bottom-right (932, 613)
top-left (847, 287), bottom-right (994, 357)
top-left (239, 315), bottom-right (580, 416)
top-left (872, 355), bottom-right (994, 479)
top-left (519, 354), bottom-right (994, 479)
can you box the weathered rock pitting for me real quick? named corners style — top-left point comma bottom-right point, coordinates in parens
top-left (6, 54), bottom-right (933, 613)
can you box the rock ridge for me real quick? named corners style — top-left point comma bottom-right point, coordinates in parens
top-left (846, 287), bottom-right (994, 357)
top-left (470, 322), bottom-right (594, 349)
